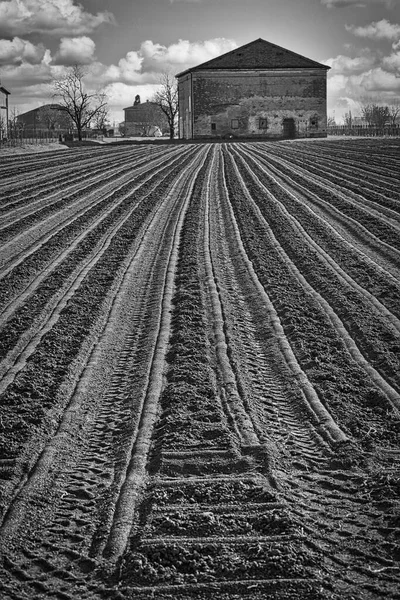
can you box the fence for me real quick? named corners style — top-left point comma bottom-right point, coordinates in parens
top-left (0, 129), bottom-right (103, 149)
top-left (328, 124), bottom-right (400, 137)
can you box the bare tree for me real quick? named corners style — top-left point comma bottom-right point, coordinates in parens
top-left (8, 107), bottom-right (24, 138)
top-left (0, 114), bottom-right (7, 140)
top-left (52, 65), bottom-right (108, 141)
top-left (387, 101), bottom-right (400, 126)
top-left (343, 110), bottom-right (353, 127)
top-left (37, 105), bottom-right (73, 130)
top-left (91, 103), bottom-right (110, 131)
top-left (360, 103), bottom-right (390, 128)
top-left (152, 72), bottom-right (179, 139)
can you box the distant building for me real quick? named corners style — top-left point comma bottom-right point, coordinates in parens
top-left (16, 104), bottom-right (72, 132)
top-left (176, 38), bottom-right (330, 140)
top-left (123, 99), bottom-right (167, 136)
top-left (0, 82), bottom-right (10, 140)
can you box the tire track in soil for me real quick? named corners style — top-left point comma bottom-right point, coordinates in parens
top-left (104, 146), bottom-right (326, 599)
top-left (0, 145), bottom-right (212, 600)
top-left (230, 145), bottom-right (400, 409)
top-left (221, 144), bottom-right (400, 599)
top-left (0, 152), bottom-right (200, 503)
top-left (222, 145), bottom-right (400, 450)
top-left (211, 146), bottom-right (338, 465)
top-left (0, 140), bottom-right (399, 600)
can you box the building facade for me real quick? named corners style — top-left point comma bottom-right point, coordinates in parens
top-left (15, 104), bottom-right (72, 132)
top-left (123, 99), bottom-right (167, 136)
top-left (0, 83), bottom-right (10, 140)
top-left (177, 38), bottom-right (330, 140)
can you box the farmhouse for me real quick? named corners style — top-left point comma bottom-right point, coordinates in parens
top-left (0, 82), bottom-right (10, 140)
top-left (176, 38), bottom-right (329, 140)
top-left (15, 104), bottom-right (72, 132)
top-left (123, 96), bottom-right (167, 136)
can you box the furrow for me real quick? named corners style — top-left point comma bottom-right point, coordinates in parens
top-left (231, 146), bottom-right (400, 410)
top-left (214, 147), bottom-right (341, 456)
top-left (0, 146), bottom-right (196, 326)
top-left (258, 147), bottom-right (400, 243)
top-left (245, 144), bottom-right (400, 291)
top-left (0, 146), bottom-right (187, 247)
top-left (265, 143), bottom-right (400, 212)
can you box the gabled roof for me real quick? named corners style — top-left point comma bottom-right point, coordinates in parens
top-left (176, 38), bottom-right (329, 78)
top-left (0, 84), bottom-right (11, 95)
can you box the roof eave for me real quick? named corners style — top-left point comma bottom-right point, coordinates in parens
top-left (177, 64), bottom-right (330, 78)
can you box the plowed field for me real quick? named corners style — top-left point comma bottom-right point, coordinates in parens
top-left (0, 138), bottom-right (399, 600)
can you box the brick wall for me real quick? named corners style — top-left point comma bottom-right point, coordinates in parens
top-left (178, 68), bottom-right (327, 139)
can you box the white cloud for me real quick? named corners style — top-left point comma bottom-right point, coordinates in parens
top-left (360, 67), bottom-right (400, 91)
top-left (53, 36), bottom-right (96, 65)
top-left (0, 36), bottom-right (46, 65)
top-left (346, 19), bottom-right (400, 40)
top-left (104, 51), bottom-right (144, 84)
top-left (104, 37), bottom-right (237, 84)
top-left (326, 51), bottom-right (377, 73)
top-left (0, 0), bottom-right (115, 37)
top-left (141, 38), bottom-right (237, 72)
top-left (3, 37), bottom-right (238, 125)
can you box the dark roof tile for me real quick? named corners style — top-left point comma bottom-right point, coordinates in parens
top-left (176, 38), bottom-right (329, 77)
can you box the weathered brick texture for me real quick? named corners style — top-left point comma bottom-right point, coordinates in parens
top-left (178, 69), bottom-right (328, 139)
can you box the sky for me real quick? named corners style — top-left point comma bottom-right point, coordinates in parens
top-left (0, 0), bottom-right (399, 125)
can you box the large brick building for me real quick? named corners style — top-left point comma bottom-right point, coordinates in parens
top-left (0, 82), bottom-right (10, 140)
top-left (15, 104), bottom-right (72, 132)
top-left (176, 38), bottom-right (329, 140)
top-left (123, 98), bottom-right (168, 136)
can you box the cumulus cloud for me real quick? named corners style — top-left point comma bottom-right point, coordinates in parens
top-left (104, 37), bottom-right (237, 85)
top-left (327, 63), bottom-right (400, 122)
top-left (0, 36), bottom-right (46, 65)
top-left (0, 0), bottom-right (115, 37)
top-left (360, 67), bottom-right (400, 91)
top-left (326, 50), bottom-right (378, 74)
top-left (52, 36), bottom-right (96, 65)
top-left (140, 38), bottom-right (237, 72)
top-left (322, 0), bottom-right (395, 7)
top-left (2, 36), bottom-right (238, 125)
top-left (346, 19), bottom-right (400, 40)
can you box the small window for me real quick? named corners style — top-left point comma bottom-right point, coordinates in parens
top-left (211, 123), bottom-right (216, 131)
top-left (231, 119), bottom-right (239, 129)
top-left (259, 118), bottom-right (268, 129)
top-left (310, 116), bottom-right (318, 128)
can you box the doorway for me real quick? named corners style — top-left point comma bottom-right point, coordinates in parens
top-left (282, 118), bottom-right (296, 139)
